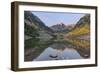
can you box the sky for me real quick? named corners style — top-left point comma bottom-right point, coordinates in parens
top-left (32, 11), bottom-right (85, 27)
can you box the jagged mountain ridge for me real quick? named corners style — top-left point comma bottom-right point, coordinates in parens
top-left (50, 23), bottom-right (75, 33)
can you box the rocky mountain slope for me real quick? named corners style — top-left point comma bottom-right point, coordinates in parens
top-left (50, 23), bottom-right (74, 33)
top-left (24, 11), bottom-right (54, 43)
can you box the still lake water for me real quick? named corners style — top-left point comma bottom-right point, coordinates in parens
top-left (33, 43), bottom-right (83, 61)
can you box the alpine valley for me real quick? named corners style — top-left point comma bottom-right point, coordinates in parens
top-left (24, 11), bottom-right (90, 61)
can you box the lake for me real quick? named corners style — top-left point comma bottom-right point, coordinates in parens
top-left (33, 43), bottom-right (84, 61)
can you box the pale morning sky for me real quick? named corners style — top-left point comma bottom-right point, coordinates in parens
top-left (32, 11), bottom-right (85, 27)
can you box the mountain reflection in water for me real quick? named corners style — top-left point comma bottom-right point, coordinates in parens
top-left (33, 43), bottom-right (84, 61)
top-left (34, 47), bottom-right (83, 61)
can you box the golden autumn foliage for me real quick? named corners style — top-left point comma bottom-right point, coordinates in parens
top-left (64, 24), bottom-right (90, 49)
top-left (66, 24), bottom-right (89, 37)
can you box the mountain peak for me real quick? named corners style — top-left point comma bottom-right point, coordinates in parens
top-left (50, 23), bottom-right (74, 33)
